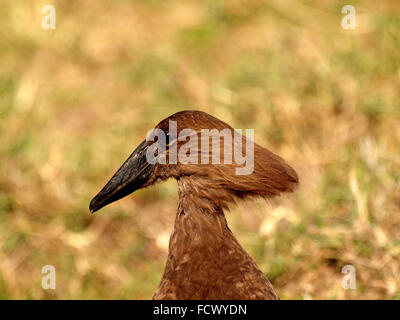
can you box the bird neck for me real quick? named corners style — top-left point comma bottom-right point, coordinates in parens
top-left (170, 175), bottom-right (238, 273)
top-left (175, 176), bottom-right (231, 242)
top-left (153, 175), bottom-right (278, 299)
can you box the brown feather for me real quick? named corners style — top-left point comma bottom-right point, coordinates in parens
top-left (148, 111), bottom-right (298, 299)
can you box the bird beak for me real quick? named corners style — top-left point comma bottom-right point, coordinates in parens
top-left (89, 139), bottom-right (156, 213)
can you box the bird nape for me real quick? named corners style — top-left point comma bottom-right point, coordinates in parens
top-left (90, 110), bottom-right (298, 300)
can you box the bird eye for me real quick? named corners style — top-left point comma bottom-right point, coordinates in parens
top-left (164, 131), bottom-right (170, 145)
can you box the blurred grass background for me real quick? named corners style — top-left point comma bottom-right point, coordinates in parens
top-left (0, 0), bottom-right (399, 299)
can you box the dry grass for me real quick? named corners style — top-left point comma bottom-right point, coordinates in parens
top-left (0, 0), bottom-right (399, 299)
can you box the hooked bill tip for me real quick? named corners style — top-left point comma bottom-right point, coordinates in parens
top-left (89, 198), bottom-right (100, 214)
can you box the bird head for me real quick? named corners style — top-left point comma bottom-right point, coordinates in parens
top-left (89, 110), bottom-right (298, 213)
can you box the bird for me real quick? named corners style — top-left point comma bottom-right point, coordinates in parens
top-left (90, 110), bottom-right (298, 300)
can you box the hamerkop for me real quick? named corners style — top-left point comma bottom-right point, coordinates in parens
top-left (90, 110), bottom-right (298, 299)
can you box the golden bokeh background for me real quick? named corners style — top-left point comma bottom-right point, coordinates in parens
top-left (0, 0), bottom-right (399, 299)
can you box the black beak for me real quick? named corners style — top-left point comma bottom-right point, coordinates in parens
top-left (89, 140), bottom-right (156, 213)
